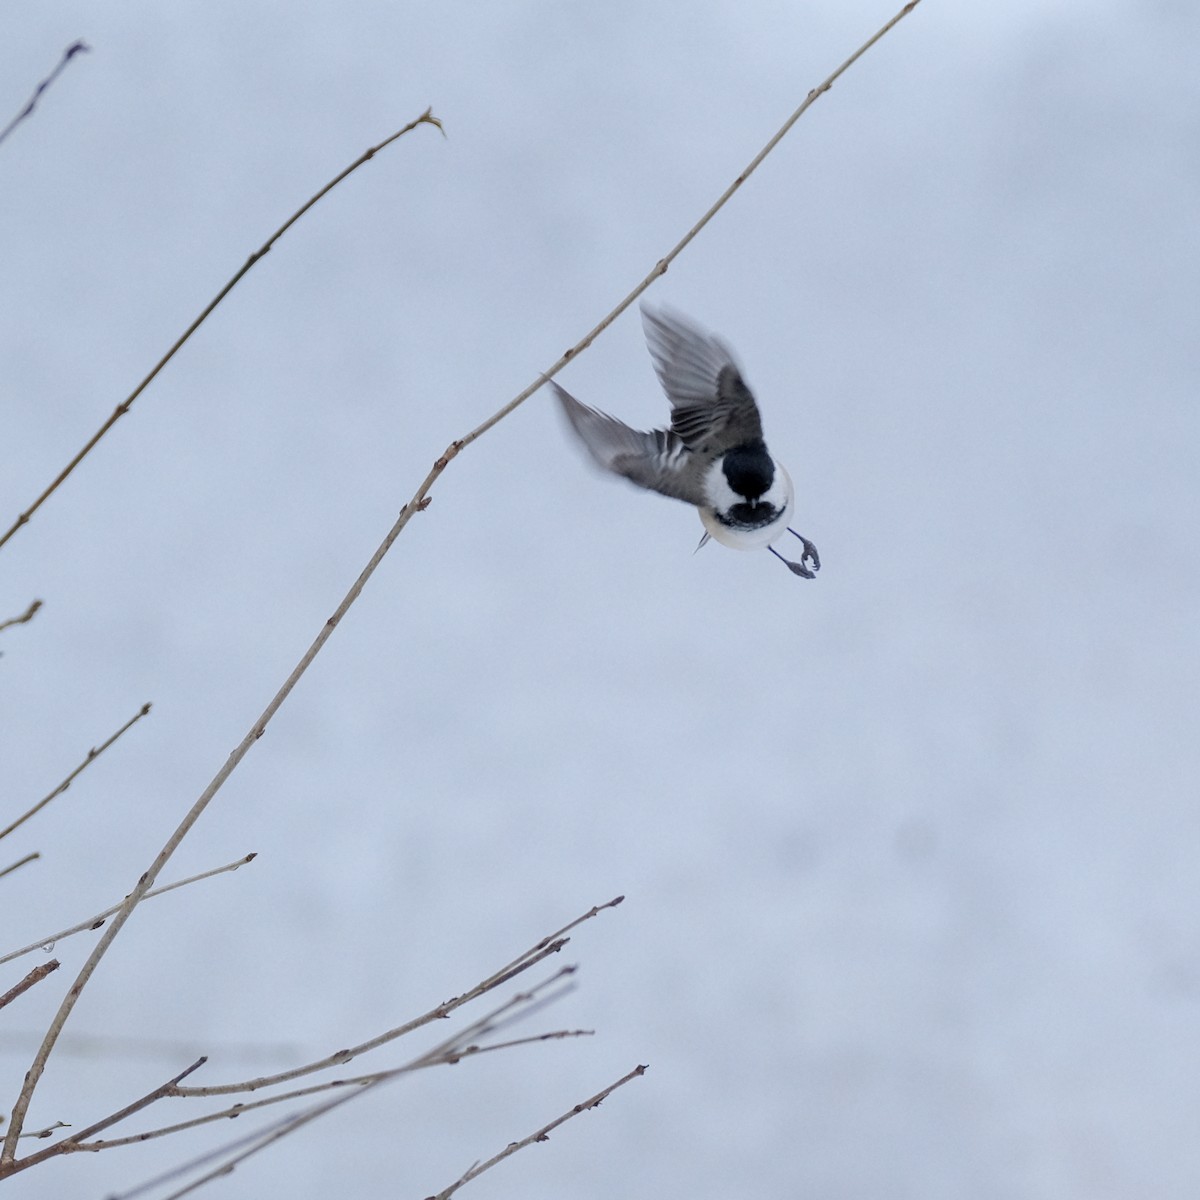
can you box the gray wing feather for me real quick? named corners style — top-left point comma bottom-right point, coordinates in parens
top-left (641, 305), bottom-right (764, 452)
top-left (551, 381), bottom-right (703, 505)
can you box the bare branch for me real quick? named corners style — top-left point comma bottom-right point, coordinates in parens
top-left (0, 599), bottom-right (42, 634)
top-left (0, 108), bottom-right (443, 552)
top-left (0, 853), bottom-right (256, 968)
top-left (0, 911), bottom-right (595, 1174)
top-left (0, 702), bottom-right (151, 844)
top-left (107, 1113), bottom-right (313, 1200)
top-left (408, 0), bottom-right (926, 476)
top-left (0, 42), bottom-right (89, 149)
top-left (0, 852), bottom-right (40, 882)
top-left (486, 895), bottom-right (623, 983)
top-left (58, 1058), bottom-right (207, 1150)
top-left (6, 1059), bottom-right (207, 1174)
top-left (0, 962), bottom-right (59, 1013)
top-left (428, 1063), bottom-right (649, 1200)
top-left (71, 1027), bottom-right (592, 1153)
top-left (18, 1120), bottom-right (70, 1140)
top-left (171, 899), bottom-right (617, 1097)
top-left (75, 974), bottom-right (585, 1194)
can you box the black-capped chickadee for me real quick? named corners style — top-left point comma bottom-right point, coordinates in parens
top-left (551, 305), bottom-right (821, 578)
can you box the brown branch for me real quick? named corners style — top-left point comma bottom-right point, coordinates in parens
top-left (0, 703), bottom-right (151, 844)
top-left (0, 852), bottom-right (256, 968)
top-left (121, 1113), bottom-right (314, 1200)
top-left (408, 0), bottom-right (925, 471)
top-left (17, 1120), bottom-right (70, 1140)
top-left (0, 909), bottom-right (596, 1174)
top-left (0, 852), bottom-right (40, 882)
top-left (172, 898), bottom-right (618, 1097)
top-left (0, 599), bottom-right (42, 634)
top-left (428, 1064), bottom-right (649, 1200)
top-left (0, 42), bottom-right (89, 148)
top-left (0, 109), bottom-right (442, 553)
top-left (72, 974), bottom-right (586, 1195)
top-left (5, 1059), bottom-right (207, 1174)
top-left (70, 1026), bottom-right (591, 1153)
top-left (0, 962), bottom-right (59, 1013)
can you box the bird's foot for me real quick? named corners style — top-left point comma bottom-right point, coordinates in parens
top-left (769, 544), bottom-right (816, 579)
top-left (787, 529), bottom-right (820, 573)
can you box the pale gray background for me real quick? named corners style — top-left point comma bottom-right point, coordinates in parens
top-left (2, 2), bottom-right (1198, 1197)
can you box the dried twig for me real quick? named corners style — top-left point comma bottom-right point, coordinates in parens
top-left (172, 898), bottom-right (619, 1097)
top-left (0, 962), bottom-right (60, 1013)
top-left (0, 853), bottom-right (256, 968)
top-left (0, 852), bottom-right (39, 882)
top-left (70, 972), bottom-right (588, 1195)
top-left (0, 109), bottom-right (443, 552)
top-left (408, 0), bottom-right (924, 473)
top-left (18, 1120), bottom-right (71, 1140)
top-left (0, 703), bottom-right (151, 844)
top-left (0, 599), bottom-right (42, 634)
top-left (0, 905), bottom-right (607, 1174)
top-left (107, 1113), bottom-right (311, 1200)
top-left (7, 1059), bottom-right (207, 1176)
top-left (71, 1028), bottom-right (591, 1154)
top-left (428, 1063), bottom-right (649, 1200)
top-left (0, 42), bottom-right (89, 148)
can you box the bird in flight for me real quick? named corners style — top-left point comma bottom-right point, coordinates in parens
top-left (551, 305), bottom-right (820, 578)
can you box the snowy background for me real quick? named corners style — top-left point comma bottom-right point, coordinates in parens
top-left (2, 1), bottom-right (1198, 1197)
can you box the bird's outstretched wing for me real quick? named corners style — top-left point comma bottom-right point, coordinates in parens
top-left (551, 381), bottom-right (703, 505)
top-left (641, 305), bottom-right (764, 453)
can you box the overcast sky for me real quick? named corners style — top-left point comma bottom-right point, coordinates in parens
top-left (3, 2), bottom-right (1198, 1198)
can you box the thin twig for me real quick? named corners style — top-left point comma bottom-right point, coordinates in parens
top-left (0, 3), bottom-right (919, 1169)
top-left (428, 1064), bottom-right (649, 1200)
top-left (89, 975), bottom-right (584, 1196)
top-left (170, 935), bottom-right (569, 1102)
top-left (0, 42), bottom-right (89, 148)
top-left (0, 852), bottom-right (39, 882)
top-left (0, 109), bottom-right (443, 553)
top-left (0, 703), bottom-right (151, 844)
top-left (112, 1112), bottom-right (313, 1200)
top-left (18, 1120), bottom-right (70, 1140)
top-left (5, 1060), bottom-right (207, 1175)
top-left (0, 599), bottom-right (42, 634)
top-left (0, 852), bottom-right (256, 968)
top-left (487, 895), bottom-right (624, 985)
top-left (1, 912), bottom-right (591, 1172)
top-left (70, 1025), bottom-right (591, 1153)
top-left (0, 962), bottom-right (59, 1013)
top-left (171, 900), bottom-right (615, 1097)
top-left (414, 0), bottom-right (925, 471)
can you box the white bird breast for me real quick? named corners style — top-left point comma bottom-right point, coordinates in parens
top-left (700, 461), bottom-right (795, 549)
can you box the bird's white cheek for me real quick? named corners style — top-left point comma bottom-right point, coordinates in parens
top-left (702, 461), bottom-right (743, 512)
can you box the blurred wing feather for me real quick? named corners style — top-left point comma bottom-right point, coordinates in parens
top-left (641, 305), bottom-right (764, 452)
top-left (552, 382), bottom-right (702, 505)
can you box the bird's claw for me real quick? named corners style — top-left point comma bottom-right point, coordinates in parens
top-left (769, 542), bottom-right (816, 579)
top-left (788, 529), bottom-right (820, 573)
